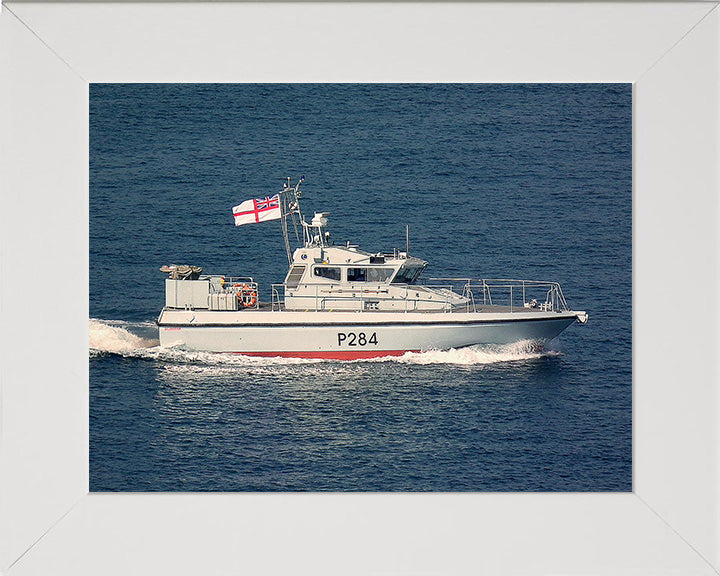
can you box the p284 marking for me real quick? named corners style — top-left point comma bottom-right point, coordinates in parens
top-left (337, 332), bottom-right (378, 346)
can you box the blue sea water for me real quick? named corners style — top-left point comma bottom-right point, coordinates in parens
top-left (90, 84), bottom-right (631, 492)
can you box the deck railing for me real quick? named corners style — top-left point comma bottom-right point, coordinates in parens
top-left (271, 282), bottom-right (460, 312)
top-left (270, 278), bottom-right (570, 313)
top-left (428, 278), bottom-right (570, 313)
top-left (209, 276), bottom-right (260, 309)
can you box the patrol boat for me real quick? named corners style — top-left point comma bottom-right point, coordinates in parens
top-left (157, 177), bottom-right (588, 359)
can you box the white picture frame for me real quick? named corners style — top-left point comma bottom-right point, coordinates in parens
top-left (1, 2), bottom-right (718, 574)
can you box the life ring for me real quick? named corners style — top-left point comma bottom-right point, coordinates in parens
top-left (233, 283), bottom-right (257, 308)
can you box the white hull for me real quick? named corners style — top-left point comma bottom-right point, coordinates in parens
top-left (157, 178), bottom-right (588, 360)
top-left (157, 309), bottom-right (581, 359)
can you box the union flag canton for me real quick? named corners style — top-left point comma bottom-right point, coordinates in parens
top-left (255, 195), bottom-right (279, 211)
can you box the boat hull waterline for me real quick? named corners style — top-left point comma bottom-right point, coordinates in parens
top-left (158, 309), bottom-right (579, 359)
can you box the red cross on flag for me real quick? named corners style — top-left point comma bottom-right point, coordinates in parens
top-left (232, 194), bottom-right (281, 226)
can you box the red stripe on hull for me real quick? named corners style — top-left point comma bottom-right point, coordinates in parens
top-left (233, 349), bottom-right (419, 360)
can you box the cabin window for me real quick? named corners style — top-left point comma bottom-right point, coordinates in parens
top-left (285, 265), bottom-right (306, 289)
top-left (347, 268), bottom-right (366, 282)
top-left (313, 266), bottom-right (341, 281)
top-left (391, 266), bottom-right (423, 285)
top-left (367, 268), bottom-right (394, 283)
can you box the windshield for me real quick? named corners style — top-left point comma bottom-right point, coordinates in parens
top-left (391, 265), bottom-right (423, 285)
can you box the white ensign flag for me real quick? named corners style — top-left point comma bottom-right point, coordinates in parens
top-left (232, 194), bottom-right (281, 226)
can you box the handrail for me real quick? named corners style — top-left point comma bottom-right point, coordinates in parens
top-left (272, 281), bottom-right (459, 312)
top-left (169, 276), bottom-right (574, 314)
top-left (270, 277), bottom-right (572, 313)
top-left (428, 278), bottom-right (571, 312)
top-left (214, 276), bottom-right (255, 284)
top-left (271, 286), bottom-right (282, 311)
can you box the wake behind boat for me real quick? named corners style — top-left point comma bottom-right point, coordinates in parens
top-left (157, 177), bottom-right (588, 359)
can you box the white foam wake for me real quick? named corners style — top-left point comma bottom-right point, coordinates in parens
top-left (89, 318), bottom-right (159, 354)
top-left (389, 340), bottom-right (559, 365)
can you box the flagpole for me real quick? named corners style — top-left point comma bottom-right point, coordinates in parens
top-left (280, 179), bottom-right (292, 265)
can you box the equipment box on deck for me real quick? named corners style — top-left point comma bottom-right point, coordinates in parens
top-left (165, 279), bottom-right (210, 309)
top-left (208, 293), bottom-right (238, 311)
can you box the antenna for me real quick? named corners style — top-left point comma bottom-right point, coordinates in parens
top-left (405, 224), bottom-right (409, 255)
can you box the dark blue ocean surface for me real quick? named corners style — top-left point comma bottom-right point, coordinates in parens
top-left (90, 84), bottom-right (631, 492)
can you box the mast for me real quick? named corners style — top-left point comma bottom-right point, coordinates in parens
top-left (279, 176), bottom-right (305, 264)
